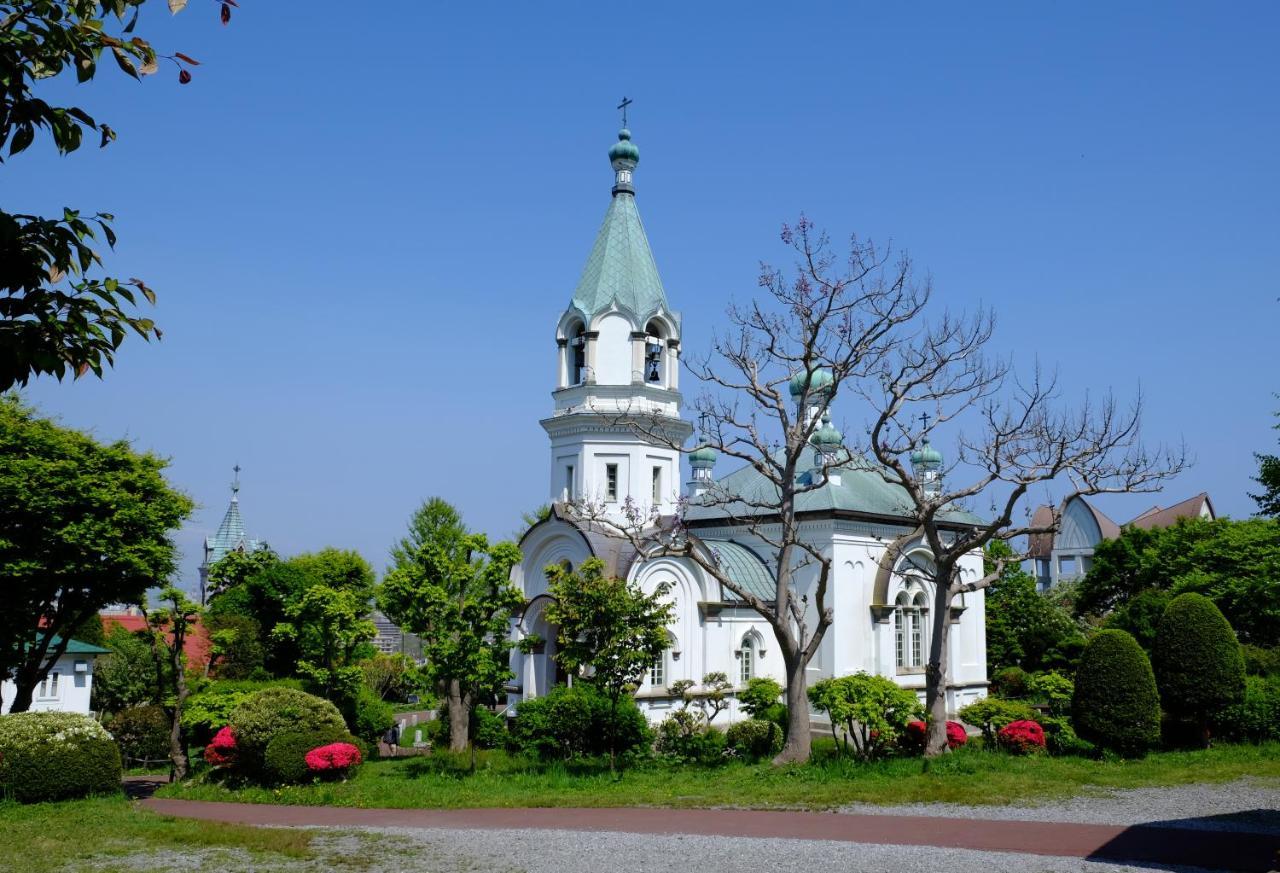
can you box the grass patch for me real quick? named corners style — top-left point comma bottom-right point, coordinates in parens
top-left (158, 741), bottom-right (1280, 811)
top-left (0, 794), bottom-right (316, 872)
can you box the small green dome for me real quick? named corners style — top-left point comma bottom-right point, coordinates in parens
top-left (910, 440), bottom-right (944, 466)
top-left (811, 416), bottom-right (843, 448)
top-left (789, 367), bottom-right (833, 398)
top-left (608, 129), bottom-right (639, 165)
top-left (689, 445), bottom-right (718, 467)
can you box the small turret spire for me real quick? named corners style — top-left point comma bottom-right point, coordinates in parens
top-left (230, 463), bottom-right (241, 502)
top-left (608, 109), bottom-right (640, 196)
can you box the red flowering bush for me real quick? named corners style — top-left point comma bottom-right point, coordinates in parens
top-left (304, 742), bottom-right (362, 778)
top-left (904, 720), bottom-right (968, 751)
top-left (203, 726), bottom-right (237, 767)
top-left (997, 719), bottom-right (1046, 755)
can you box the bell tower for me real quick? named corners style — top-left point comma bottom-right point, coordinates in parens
top-left (542, 121), bottom-right (693, 524)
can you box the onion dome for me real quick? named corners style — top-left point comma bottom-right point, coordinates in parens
top-left (608, 129), bottom-right (640, 167)
top-left (789, 367), bottom-right (833, 398)
top-left (689, 444), bottom-right (718, 469)
top-left (810, 412), bottom-right (843, 449)
top-left (910, 439), bottom-right (944, 466)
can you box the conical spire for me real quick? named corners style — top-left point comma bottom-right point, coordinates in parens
top-left (570, 126), bottom-right (670, 324)
top-left (205, 465), bottom-right (247, 566)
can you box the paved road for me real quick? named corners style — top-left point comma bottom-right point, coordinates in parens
top-left (143, 798), bottom-right (1280, 872)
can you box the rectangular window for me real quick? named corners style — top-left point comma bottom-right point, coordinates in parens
top-left (38, 672), bottom-right (60, 699)
top-left (606, 464), bottom-right (618, 502)
top-left (651, 466), bottom-right (662, 503)
top-left (1059, 555), bottom-right (1077, 576)
top-left (565, 465), bottom-right (575, 501)
top-left (910, 613), bottom-right (923, 667)
top-left (895, 612), bottom-right (905, 669)
top-left (739, 646), bottom-right (753, 684)
top-left (649, 655), bottom-right (664, 688)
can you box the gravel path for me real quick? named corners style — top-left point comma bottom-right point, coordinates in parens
top-left (838, 777), bottom-right (1280, 833)
top-left (80, 827), bottom-right (1229, 873)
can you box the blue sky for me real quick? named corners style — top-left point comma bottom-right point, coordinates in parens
top-left (13, 2), bottom-right (1279, 589)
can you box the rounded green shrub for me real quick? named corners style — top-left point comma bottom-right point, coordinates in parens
top-left (654, 710), bottom-right (725, 764)
top-left (725, 718), bottom-right (784, 760)
top-left (991, 667), bottom-right (1030, 698)
top-left (347, 686), bottom-right (395, 746)
top-left (263, 726), bottom-right (363, 784)
top-left (1212, 675), bottom-right (1280, 743)
top-left (509, 685), bottom-right (650, 760)
top-left (228, 687), bottom-right (347, 771)
top-left (1072, 629), bottom-right (1161, 757)
top-left (1154, 593), bottom-right (1246, 736)
top-left (0, 712), bottom-right (122, 802)
top-left (106, 704), bottom-right (170, 762)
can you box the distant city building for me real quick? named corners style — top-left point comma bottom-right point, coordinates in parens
top-left (1028, 492), bottom-right (1215, 590)
top-left (198, 465), bottom-right (266, 605)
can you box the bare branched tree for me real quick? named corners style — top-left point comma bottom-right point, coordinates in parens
top-left (577, 216), bottom-right (1185, 763)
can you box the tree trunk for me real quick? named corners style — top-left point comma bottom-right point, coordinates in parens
top-left (773, 651), bottom-right (812, 764)
top-left (923, 589), bottom-right (955, 757)
top-left (7, 670), bottom-right (35, 714)
top-left (169, 632), bottom-right (190, 780)
top-left (447, 680), bottom-right (469, 753)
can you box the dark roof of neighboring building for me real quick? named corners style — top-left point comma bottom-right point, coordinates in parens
top-left (1126, 492), bottom-right (1215, 530)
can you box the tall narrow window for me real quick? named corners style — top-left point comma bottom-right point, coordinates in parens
top-left (894, 592), bottom-right (909, 669)
top-left (739, 637), bottom-right (754, 684)
top-left (564, 465), bottom-right (575, 501)
top-left (651, 466), bottom-right (662, 503)
top-left (569, 324), bottom-right (586, 384)
top-left (606, 464), bottom-right (619, 501)
top-left (649, 652), bottom-right (665, 688)
top-left (39, 672), bottom-right (60, 699)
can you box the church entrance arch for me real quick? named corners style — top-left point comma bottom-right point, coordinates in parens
top-left (522, 596), bottom-right (566, 699)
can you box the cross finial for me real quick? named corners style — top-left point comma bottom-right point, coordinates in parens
top-left (918, 412), bottom-right (932, 432)
top-left (617, 96), bottom-right (632, 129)
top-left (231, 463), bottom-right (241, 496)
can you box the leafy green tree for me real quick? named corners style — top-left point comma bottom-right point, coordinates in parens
top-left (1077, 518), bottom-right (1280, 647)
top-left (273, 583), bottom-right (376, 703)
top-left (0, 0), bottom-right (238, 391)
top-left (1102, 588), bottom-right (1171, 652)
top-left (1251, 403), bottom-right (1280, 517)
top-left (360, 653), bottom-right (425, 703)
top-left (544, 558), bottom-right (674, 772)
top-left (0, 395), bottom-right (193, 712)
top-left (202, 612), bottom-right (263, 679)
top-left (142, 586), bottom-right (199, 780)
top-left (91, 624), bottom-right (159, 714)
top-left (1154, 593), bottom-right (1246, 745)
top-left (807, 672), bottom-right (923, 760)
top-left (380, 498), bottom-right (522, 758)
top-left (983, 540), bottom-right (1084, 673)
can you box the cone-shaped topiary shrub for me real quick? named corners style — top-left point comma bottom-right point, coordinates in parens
top-left (1072, 629), bottom-right (1161, 757)
top-left (1153, 593), bottom-right (1245, 744)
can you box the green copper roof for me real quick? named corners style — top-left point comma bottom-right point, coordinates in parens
top-left (34, 633), bottom-right (109, 655)
top-left (570, 131), bottom-right (671, 325)
top-left (685, 449), bottom-right (983, 527)
top-left (689, 445), bottom-right (718, 467)
top-left (789, 367), bottom-right (833, 398)
top-left (700, 539), bottom-right (775, 601)
top-left (911, 440), bottom-right (944, 466)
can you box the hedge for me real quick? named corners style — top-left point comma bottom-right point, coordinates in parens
top-left (509, 685), bottom-right (650, 760)
top-left (263, 726), bottom-right (365, 784)
top-left (1153, 593), bottom-right (1245, 733)
top-left (1072, 629), bottom-right (1161, 757)
top-left (724, 718), bottom-right (783, 760)
top-left (106, 704), bottom-right (170, 762)
top-left (228, 687), bottom-right (347, 771)
top-left (0, 712), bottom-right (122, 803)
top-left (1212, 675), bottom-right (1280, 743)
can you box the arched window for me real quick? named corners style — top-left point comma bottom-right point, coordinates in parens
top-left (568, 321), bottom-right (586, 384)
top-left (648, 650), bottom-right (666, 688)
top-left (895, 580), bottom-right (929, 672)
top-left (739, 635), bottom-right (755, 685)
top-left (644, 319), bottom-right (666, 385)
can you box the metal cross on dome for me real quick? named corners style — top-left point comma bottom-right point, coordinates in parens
top-left (617, 96), bottom-right (633, 128)
top-left (231, 463), bottom-right (241, 495)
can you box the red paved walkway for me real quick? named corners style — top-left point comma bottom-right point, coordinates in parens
top-left (143, 798), bottom-right (1280, 871)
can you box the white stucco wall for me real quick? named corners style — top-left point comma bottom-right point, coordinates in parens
top-left (1, 653), bottom-right (97, 715)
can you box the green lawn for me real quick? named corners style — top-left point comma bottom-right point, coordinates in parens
top-left (157, 741), bottom-right (1280, 811)
top-left (0, 795), bottom-right (317, 873)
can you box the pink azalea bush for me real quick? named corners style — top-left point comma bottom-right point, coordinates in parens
top-left (997, 719), bottom-right (1046, 755)
top-left (304, 742), bottom-right (362, 778)
top-left (904, 720), bottom-right (968, 751)
top-left (203, 726), bottom-right (237, 767)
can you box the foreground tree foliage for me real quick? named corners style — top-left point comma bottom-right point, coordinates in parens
top-left (380, 498), bottom-right (522, 757)
top-left (0, 394), bottom-right (192, 712)
top-left (1251, 404), bottom-right (1280, 517)
top-left (142, 585), bottom-right (199, 779)
top-left (1076, 517), bottom-right (1280, 647)
top-left (544, 558), bottom-right (674, 772)
top-left (983, 540), bottom-right (1084, 674)
top-left (0, 0), bottom-right (239, 391)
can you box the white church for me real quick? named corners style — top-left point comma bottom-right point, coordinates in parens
top-left (509, 126), bottom-right (988, 725)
